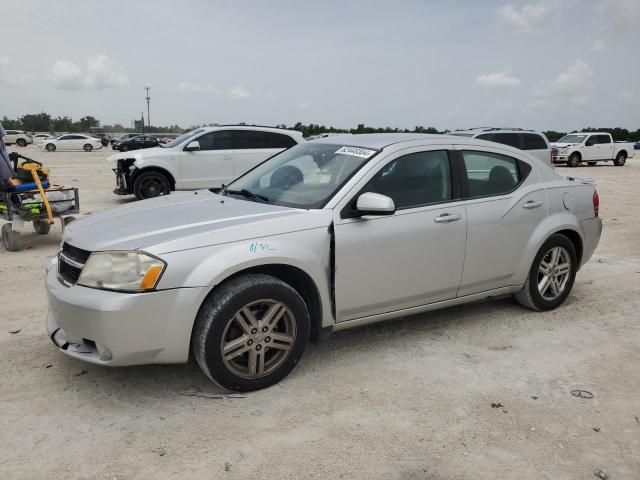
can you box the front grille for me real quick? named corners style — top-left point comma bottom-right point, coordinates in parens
top-left (58, 243), bottom-right (90, 285)
top-left (62, 242), bottom-right (91, 263)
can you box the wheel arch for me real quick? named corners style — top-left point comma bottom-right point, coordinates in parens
top-left (132, 166), bottom-right (176, 191)
top-left (554, 228), bottom-right (583, 267)
top-left (617, 149), bottom-right (628, 158)
top-left (198, 263), bottom-right (324, 343)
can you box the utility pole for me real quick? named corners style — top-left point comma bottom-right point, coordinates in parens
top-left (145, 85), bottom-right (151, 128)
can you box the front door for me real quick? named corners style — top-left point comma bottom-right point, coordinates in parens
top-left (179, 130), bottom-right (236, 189)
top-left (583, 135), bottom-right (598, 161)
top-left (454, 147), bottom-right (548, 296)
top-left (334, 147), bottom-right (467, 322)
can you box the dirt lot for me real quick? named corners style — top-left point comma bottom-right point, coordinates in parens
top-left (1, 145), bottom-right (639, 479)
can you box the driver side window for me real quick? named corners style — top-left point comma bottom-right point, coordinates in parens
top-left (361, 150), bottom-right (452, 210)
top-left (195, 131), bottom-right (234, 151)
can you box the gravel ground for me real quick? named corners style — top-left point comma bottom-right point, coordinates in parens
top-left (1, 145), bottom-right (639, 479)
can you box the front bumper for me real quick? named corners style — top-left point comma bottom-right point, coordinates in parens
top-left (45, 263), bottom-right (208, 366)
top-left (552, 155), bottom-right (568, 163)
top-left (113, 159), bottom-right (136, 195)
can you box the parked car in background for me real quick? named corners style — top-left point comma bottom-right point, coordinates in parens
top-left (449, 128), bottom-right (552, 165)
top-left (107, 125), bottom-right (304, 200)
top-left (47, 133), bottom-right (602, 391)
top-left (551, 132), bottom-right (635, 167)
top-left (42, 134), bottom-right (103, 152)
top-left (112, 135), bottom-right (160, 152)
top-left (634, 140), bottom-right (640, 150)
top-left (3, 130), bottom-right (33, 147)
top-left (33, 133), bottom-right (55, 144)
top-left (110, 133), bottom-right (142, 145)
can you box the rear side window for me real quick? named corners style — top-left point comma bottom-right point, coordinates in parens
top-left (476, 133), bottom-right (495, 142)
top-left (362, 150), bottom-right (452, 210)
top-left (522, 133), bottom-right (547, 150)
top-left (492, 133), bottom-right (520, 149)
top-left (233, 130), bottom-right (296, 149)
top-left (462, 151), bottom-right (525, 198)
top-left (596, 134), bottom-right (611, 144)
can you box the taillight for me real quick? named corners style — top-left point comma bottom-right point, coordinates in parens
top-left (593, 190), bottom-right (599, 217)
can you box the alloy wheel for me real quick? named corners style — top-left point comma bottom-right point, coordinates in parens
top-left (221, 299), bottom-right (297, 379)
top-left (537, 246), bottom-right (571, 301)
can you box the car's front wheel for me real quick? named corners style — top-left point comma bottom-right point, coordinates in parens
top-left (192, 274), bottom-right (310, 391)
top-left (567, 153), bottom-right (581, 167)
top-left (132, 171), bottom-right (171, 200)
top-left (83, 144), bottom-right (93, 152)
top-left (515, 234), bottom-right (577, 311)
top-left (45, 143), bottom-right (56, 152)
top-left (16, 139), bottom-right (27, 147)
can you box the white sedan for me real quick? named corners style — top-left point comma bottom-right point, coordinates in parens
top-left (42, 134), bottom-right (103, 152)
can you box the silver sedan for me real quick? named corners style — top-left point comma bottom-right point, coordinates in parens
top-left (46, 134), bottom-right (602, 391)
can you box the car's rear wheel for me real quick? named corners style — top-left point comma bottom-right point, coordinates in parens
top-left (515, 234), bottom-right (577, 311)
top-left (567, 153), bottom-right (581, 167)
top-left (45, 143), bottom-right (56, 152)
top-left (83, 144), bottom-right (93, 152)
top-left (192, 274), bottom-right (310, 391)
top-left (16, 139), bottom-right (27, 147)
top-left (133, 171), bottom-right (171, 200)
top-left (587, 162), bottom-right (597, 166)
top-left (614, 152), bottom-right (627, 166)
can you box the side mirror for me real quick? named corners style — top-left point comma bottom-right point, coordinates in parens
top-left (185, 140), bottom-right (200, 152)
top-left (354, 192), bottom-right (395, 216)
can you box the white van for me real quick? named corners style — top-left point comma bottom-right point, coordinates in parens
top-left (450, 128), bottom-right (552, 165)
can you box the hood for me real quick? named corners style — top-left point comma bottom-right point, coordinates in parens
top-left (550, 142), bottom-right (577, 148)
top-left (62, 190), bottom-right (332, 253)
top-left (106, 146), bottom-right (168, 162)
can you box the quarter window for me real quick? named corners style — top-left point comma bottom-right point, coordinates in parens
top-left (233, 130), bottom-right (297, 149)
top-left (462, 151), bottom-right (521, 198)
top-left (361, 150), bottom-right (452, 210)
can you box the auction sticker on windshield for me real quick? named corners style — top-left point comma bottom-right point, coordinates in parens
top-left (335, 146), bottom-right (377, 159)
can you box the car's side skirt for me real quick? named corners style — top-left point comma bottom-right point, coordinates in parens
top-left (332, 285), bottom-right (521, 331)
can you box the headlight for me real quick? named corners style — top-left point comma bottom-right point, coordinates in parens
top-left (77, 251), bottom-right (166, 292)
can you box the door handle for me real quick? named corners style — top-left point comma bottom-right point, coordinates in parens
top-left (434, 213), bottom-right (462, 223)
top-left (523, 200), bottom-right (543, 209)
top-left (223, 155), bottom-right (233, 160)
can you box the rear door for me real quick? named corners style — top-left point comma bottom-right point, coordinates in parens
top-left (233, 130), bottom-right (296, 177)
top-left (333, 146), bottom-right (467, 322)
top-left (179, 130), bottom-right (235, 189)
top-left (597, 134), bottom-right (614, 160)
top-left (455, 146), bottom-right (547, 295)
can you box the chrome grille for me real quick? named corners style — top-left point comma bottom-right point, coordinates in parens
top-left (58, 243), bottom-right (91, 285)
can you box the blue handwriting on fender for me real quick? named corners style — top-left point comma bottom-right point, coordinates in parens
top-left (249, 242), bottom-right (276, 254)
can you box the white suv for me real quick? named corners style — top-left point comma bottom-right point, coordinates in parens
top-left (3, 130), bottom-right (33, 147)
top-left (108, 125), bottom-right (304, 200)
top-left (450, 128), bottom-right (552, 165)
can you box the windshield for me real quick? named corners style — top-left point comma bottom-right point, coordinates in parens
top-left (224, 143), bottom-right (379, 209)
top-left (161, 128), bottom-right (204, 148)
top-left (557, 134), bottom-right (587, 143)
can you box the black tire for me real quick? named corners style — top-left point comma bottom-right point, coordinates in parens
top-left (515, 234), bottom-right (577, 311)
top-left (613, 152), bottom-right (627, 166)
top-left (33, 220), bottom-right (51, 234)
top-left (61, 216), bottom-right (76, 232)
top-left (2, 223), bottom-right (21, 251)
top-left (83, 144), bottom-right (93, 152)
top-left (133, 171), bottom-right (171, 200)
top-left (567, 153), bottom-right (581, 167)
top-left (587, 162), bottom-right (597, 166)
top-left (16, 138), bottom-right (27, 147)
top-left (45, 143), bottom-right (56, 152)
top-left (120, 145), bottom-right (129, 152)
top-left (192, 274), bottom-right (310, 391)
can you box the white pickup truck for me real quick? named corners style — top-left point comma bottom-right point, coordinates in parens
top-left (551, 132), bottom-right (634, 167)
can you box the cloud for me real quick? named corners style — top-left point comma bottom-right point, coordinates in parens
top-left (598, 0), bottom-right (640, 29)
top-left (228, 85), bottom-right (251, 100)
top-left (48, 54), bottom-right (128, 90)
top-left (0, 56), bottom-right (35, 88)
top-left (476, 71), bottom-right (521, 88)
top-left (542, 59), bottom-right (593, 105)
top-left (497, 3), bottom-right (549, 32)
top-left (177, 82), bottom-right (219, 94)
top-left (590, 39), bottom-right (605, 52)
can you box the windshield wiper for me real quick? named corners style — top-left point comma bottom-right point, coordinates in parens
top-left (223, 188), bottom-right (270, 203)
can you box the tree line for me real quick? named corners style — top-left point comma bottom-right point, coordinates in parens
top-left (3, 112), bottom-right (640, 142)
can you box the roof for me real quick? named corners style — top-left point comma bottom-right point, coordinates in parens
top-left (311, 133), bottom-right (455, 149)
top-left (201, 125), bottom-right (303, 136)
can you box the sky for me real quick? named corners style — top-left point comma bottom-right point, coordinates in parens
top-left (2, 0), bottom-right (639, 131)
